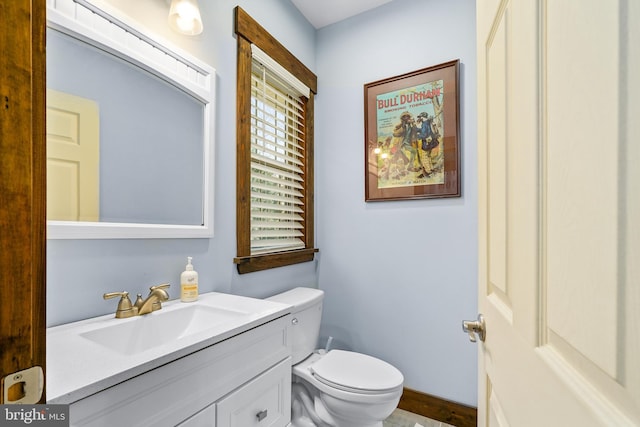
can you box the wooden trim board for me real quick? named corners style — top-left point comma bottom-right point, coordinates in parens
top-left (0, 0), bottom-right (47, 404)
top-left (398, 387), bottom-right (477, 427)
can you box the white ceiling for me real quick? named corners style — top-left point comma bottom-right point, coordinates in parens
top-left (290, 0), bottom-right (394, 29)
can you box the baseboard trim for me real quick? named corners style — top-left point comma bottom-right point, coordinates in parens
top-left (397, 387), bottom-right (477, 427)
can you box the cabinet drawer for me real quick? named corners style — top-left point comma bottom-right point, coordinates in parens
top-left (217, 358), bottom-right (291, 427)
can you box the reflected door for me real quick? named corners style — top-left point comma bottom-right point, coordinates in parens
top-left (46, 89), bottom-right (99, 221)
top-left (477, 0), bottom-right (639, 425)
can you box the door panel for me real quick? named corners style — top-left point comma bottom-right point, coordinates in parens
top-left (488, 387), bottom-right (508, 427)
top-left (545, 0), bottom-right (620, 380)
top-left (477, 0), bottom-right (640, 425)
top-left (486, 7), bottom-right (509, 309)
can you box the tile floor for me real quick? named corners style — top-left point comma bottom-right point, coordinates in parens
top-left (383, 408), bottom-right (455, 427)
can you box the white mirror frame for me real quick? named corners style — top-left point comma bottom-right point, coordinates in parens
top-left (47, 0), bottom-right (215, 239)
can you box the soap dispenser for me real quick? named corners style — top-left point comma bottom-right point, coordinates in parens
top-left (180, 256), bottom-right (199, 302)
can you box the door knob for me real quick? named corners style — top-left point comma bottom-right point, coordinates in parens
top-left (462, 314), bottom-right (486, 342)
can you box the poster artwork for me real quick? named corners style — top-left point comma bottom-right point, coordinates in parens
top-left (374, 80), bottom-right (444, 189)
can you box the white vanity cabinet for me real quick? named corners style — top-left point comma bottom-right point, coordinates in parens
top-left (67, 315), bottom-right (291, 427)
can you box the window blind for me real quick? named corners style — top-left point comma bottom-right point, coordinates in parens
top-left (250, 46), bottom-right (310, 255)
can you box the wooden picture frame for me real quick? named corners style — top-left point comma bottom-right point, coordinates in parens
top-left (364, 60), bottom-right (460, 201)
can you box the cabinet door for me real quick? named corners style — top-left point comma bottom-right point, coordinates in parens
top-left (217, 358), bottom-right (291, 427)
top-left (177, 403), bottom-right (216, 427)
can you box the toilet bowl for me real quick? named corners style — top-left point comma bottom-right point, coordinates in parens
top-left (267, 287), bottom-right (403, 427)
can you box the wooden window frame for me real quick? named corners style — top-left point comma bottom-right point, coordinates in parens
top-left (233, 7), bottom-right (318, 274)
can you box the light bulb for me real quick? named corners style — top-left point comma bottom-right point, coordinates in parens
top-left (176, 15), bottom-right (195, 32)
top-left (169, 0), bottom-right (203, 35)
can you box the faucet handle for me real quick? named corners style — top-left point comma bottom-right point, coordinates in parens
top-left (103, 291), bottom-right (138, 318)
top-left (103, 291), bottom-right (131, 305)
top-left (149, 283), bottom-right (170, 291)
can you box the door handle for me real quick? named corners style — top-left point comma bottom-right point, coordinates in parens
top-left (462, 314), bottom-right (486, 342)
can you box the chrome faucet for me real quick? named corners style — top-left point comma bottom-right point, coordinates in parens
top-left (135, 284), bottom-right (170, 315)
top-left (104, 283), bottom-right (170, 318)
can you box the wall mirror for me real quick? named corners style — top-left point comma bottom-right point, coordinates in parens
top-left (46, 0), bottom-right (215, 239)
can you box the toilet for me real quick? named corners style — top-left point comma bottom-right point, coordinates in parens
top-left (267, 287), bottom-right (403, 427)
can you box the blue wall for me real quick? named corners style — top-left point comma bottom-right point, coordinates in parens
top-left (315, 0), bottom-right (478, 406)
top-left (46, 0), bottom-right (478, 408)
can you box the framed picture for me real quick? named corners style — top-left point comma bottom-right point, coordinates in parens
top-left (364, 59), bottom-right (460, 201)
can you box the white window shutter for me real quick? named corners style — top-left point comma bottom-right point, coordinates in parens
top-left (250, 46), bottom-right (310, 255)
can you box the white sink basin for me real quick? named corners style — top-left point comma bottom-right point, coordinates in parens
top-left (80, 305), bottom-right (247, 355)
top-left (47, 292), bottom-right (292, 404)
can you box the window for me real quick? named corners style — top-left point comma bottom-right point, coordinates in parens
top-left (234, 7), bottom-right (318, 274)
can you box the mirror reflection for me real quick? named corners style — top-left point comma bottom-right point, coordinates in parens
top-left (46, 28), bottom-right (205, 226)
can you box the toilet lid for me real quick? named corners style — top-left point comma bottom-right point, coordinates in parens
top-left (310, 350), bottom-right (403, 393)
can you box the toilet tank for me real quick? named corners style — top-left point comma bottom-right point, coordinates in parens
top-left (266, 287), bottom-right (323, 364)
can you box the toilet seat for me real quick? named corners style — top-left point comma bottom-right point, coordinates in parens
top-left (310, 350), bottom-right (403, 394)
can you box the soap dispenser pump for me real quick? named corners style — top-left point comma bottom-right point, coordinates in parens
top-left (180, 256), bottom-right (199, 302)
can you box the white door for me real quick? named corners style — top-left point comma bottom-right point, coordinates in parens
top-left (475, 0), bottom-right (639, 425)
top-left (46, 89), bottom-right (100, 221)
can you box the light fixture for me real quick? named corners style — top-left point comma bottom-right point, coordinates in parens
top-left (168, 0), bottom-right (203, 35)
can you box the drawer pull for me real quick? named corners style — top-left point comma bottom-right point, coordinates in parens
top-left (256, 409), bottom-right (268, 421)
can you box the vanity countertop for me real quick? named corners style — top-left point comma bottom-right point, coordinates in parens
top-left (46, 292), bottom-right (291, 404)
